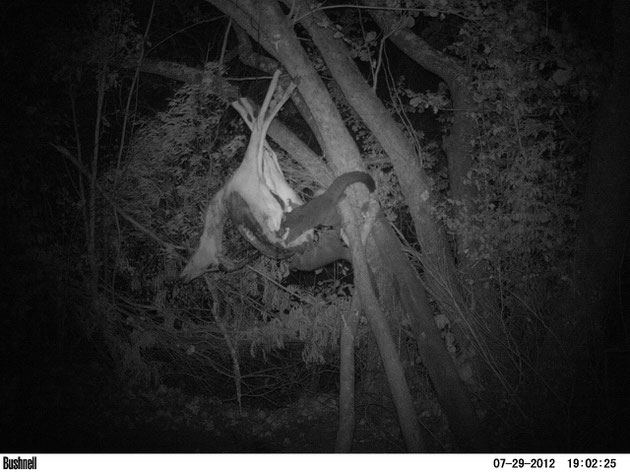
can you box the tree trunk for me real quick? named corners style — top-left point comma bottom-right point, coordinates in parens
top-left (363, 0), bottom-right (506, 385)
top-left (370, 214), bottom-right (486, 451)
top-left (361, 0), bottom-right (479, 270)
top-left (339, 204), bottom-right (426, 452)
top-left (336, 296), bottom-right (361, 452)
top-left (290, 0), bottom-right (484, 449)
top-left (208, 0), bottom-right (484, 450)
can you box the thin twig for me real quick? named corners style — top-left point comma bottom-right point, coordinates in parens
top-left (51, 144), bottom-right (187, 256)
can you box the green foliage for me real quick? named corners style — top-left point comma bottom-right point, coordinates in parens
top-left (413, 0), bottom-right (599, 287)
top-left (244, 273), bottom-right (353, 364)
top-left (98, 77), bottom-right (356, 395)
top-left (111, 78), bottom-right (236, 247)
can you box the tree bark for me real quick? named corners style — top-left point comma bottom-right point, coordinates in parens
top-left (363, 0), bottom-right (505, 383)
top-left (336, 296), bottom-right (361, 452)
top-left (371, 214), bottom-right (486, 451)
top-left (291, 0), bottom-right (484, 449)
top-left (361, 0), bottom-right (478, 228)
top-left (207, 0), bottom-right (484, 450)
top-left (299, 0), bottom-right (458, 275)
top-left (339, 204), bottom-right (426, 452)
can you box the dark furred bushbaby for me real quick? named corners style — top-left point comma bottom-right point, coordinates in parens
top-left (281, 171), bottom-right (375, 243)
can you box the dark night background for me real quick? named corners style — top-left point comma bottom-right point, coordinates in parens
top-left (1, 0), bottom-right (628, 453)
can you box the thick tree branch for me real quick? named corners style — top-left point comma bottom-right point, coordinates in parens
top-left (362, 0), bottom-right (479, 263)
top-left (206, 0), bottom-right (484, 451)
top-left (137, 58), bottom-right (239, 99)
top-left (295, 0), bottom-right (452, 265)
top-left (291, 0), bottom-right (484, 450)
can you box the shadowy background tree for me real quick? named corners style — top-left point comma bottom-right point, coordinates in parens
top-left (2, 0), bottom-right (628, 452)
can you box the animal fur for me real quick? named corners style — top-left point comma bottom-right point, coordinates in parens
top-left (181, 71), bottom-right (308, 281)
top-left (281, 171), bottom-right (375, 244)
top-left (287, 228), bottom-right (352, 271)
top-left (225, 191), bottom-right (295, 260)
top-left (181, 72), bottom-right (376, 281)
